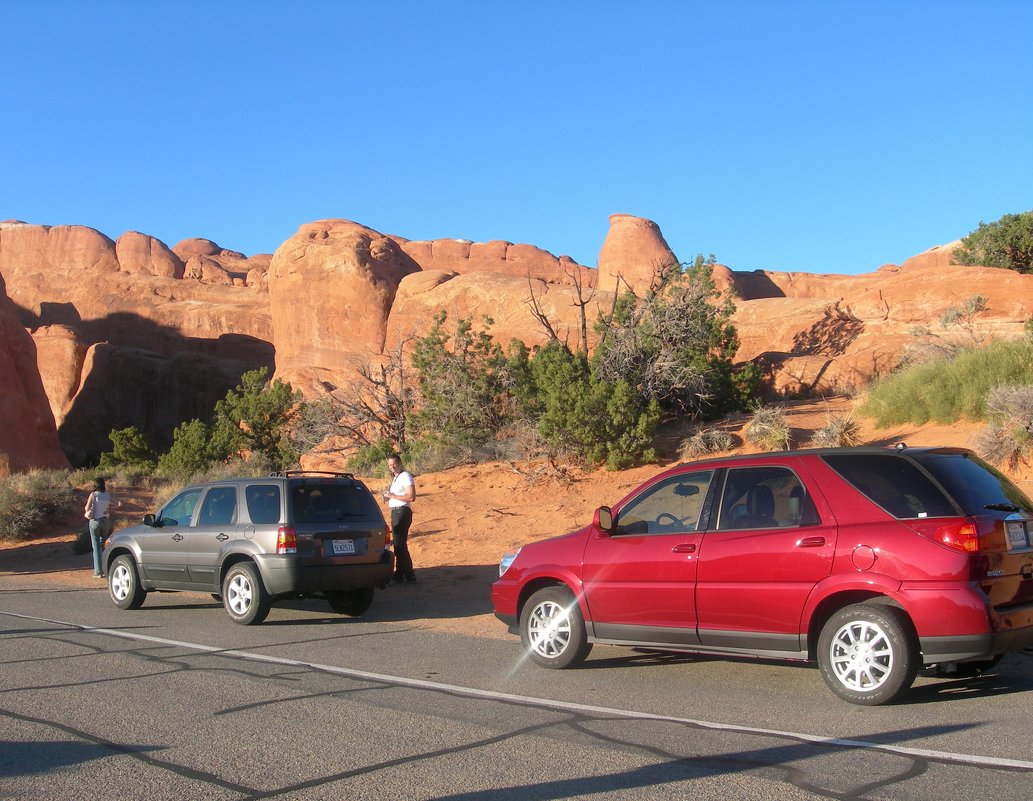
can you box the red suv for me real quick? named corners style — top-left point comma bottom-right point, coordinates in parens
top-left (491, 446), bottom-right (1033, 704)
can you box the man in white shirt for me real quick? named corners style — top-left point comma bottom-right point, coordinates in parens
top-left (382, 454), bottom-right (416, 585)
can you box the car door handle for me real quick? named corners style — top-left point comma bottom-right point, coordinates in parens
top-left (671, 543), bottom-right (697, 553)
top-left (796, 536), bottom-right (825, 548)
top-left (171, 533), bottom-right (183, 542)
top-left (216, 533), bottom-right (229, 541)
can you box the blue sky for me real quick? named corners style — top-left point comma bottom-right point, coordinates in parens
top-left (4, 1), bottom-right (1031, 275)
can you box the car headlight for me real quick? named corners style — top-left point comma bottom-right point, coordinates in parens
top-left (499, 548), bottom-right (521, 577)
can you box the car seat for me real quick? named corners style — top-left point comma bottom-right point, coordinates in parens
top-left (739, 485), bottom-right (778, 528)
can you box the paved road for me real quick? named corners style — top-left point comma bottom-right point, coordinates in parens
top-left (1, 579), bottom-right (1032, 800)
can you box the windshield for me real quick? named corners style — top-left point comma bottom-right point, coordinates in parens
top-left (911, 451), bottom-right (1033, 517)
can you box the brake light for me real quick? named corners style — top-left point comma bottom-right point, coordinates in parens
top-left (913, 518), bottom-right (981, 553)
top-left (277, 526), bottom-right (297, 554)
top-left (385, 525), bottom-right (392, 546)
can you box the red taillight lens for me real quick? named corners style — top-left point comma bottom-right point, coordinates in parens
top-left (912, 518), bottom-right (981, 553)
top-left (276, 526), bottom-right (297, 555)
top-left (385, 526), bottom-right (392, 546)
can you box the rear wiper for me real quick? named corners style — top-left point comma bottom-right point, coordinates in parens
top-left (984, 502), bottom-right (1023, 512)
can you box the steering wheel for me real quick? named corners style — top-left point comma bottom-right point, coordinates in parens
top-left (655, 512), bottom-right (683, 527)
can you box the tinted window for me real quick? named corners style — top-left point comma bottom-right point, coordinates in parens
top-left (245, 484), bottom-right (282, 525)
top-left (616, 471), bottom-right (715, 535)
top-left (197, 486), bottom-right (238, 526)
top-left (911, 451), bottom-right (1033, 516)
top-left (291, 481), bottom-right (381, 523)
top-left (717, 466), bottom-right (816, 529)
top-left (159, 488), bottom-right (203, 526)
top-left (822, 454), bottom-right (956, 519)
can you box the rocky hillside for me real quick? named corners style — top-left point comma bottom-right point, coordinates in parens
top-left (2, 214), bottom-right (1032, 474)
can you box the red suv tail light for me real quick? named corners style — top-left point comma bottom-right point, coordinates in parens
top-left (277, 526), bottom-right (298, 555)
top-left (910, 517), bottom-right (981, 553)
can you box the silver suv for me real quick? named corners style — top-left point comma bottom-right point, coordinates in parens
top-left (103, 471), bottom-right (394, 624)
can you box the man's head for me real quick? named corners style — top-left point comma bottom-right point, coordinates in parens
top-left (387, 454), bottom-right (403, 476)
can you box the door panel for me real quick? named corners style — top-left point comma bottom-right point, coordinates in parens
top-left (186, 485), bottom-right (239, 587)
top-left (696, 465), bottom-right (834, 650)
top-left (139, 488), bottom-right (203, 583)
top-left (582, 470), bottom-right (714, 644)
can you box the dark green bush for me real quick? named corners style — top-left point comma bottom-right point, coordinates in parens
top-left (952, 210), bottom-right (1033, 273)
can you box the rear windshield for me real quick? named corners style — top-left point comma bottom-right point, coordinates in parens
top-left (910, 451), bottom-right (1033, 517)
top-left (290, 480), bottom-right (382, 523)
top-left (821, 453), bottom-right (957, 519)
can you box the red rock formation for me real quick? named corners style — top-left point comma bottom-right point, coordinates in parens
top-left (0, 272), bottom-right (68, 476)
top-left (0, 222), bottom-right (274, 463)
top-left (386, 270), bottom-right (608, 355)
top-left (268, 220), bottom-right (422, 392)
top-left (901, 240), bottom-right (963, 271)
top-left (115, 231), bottom-right (185, 278)
top-left (172, 237), bottom-right (222, 261)
top-left (4, 211), bottom-right (1032, 472)
top-left (596, 214), bottom-right (679, 295)
top-left (399, 238), bottom-right (593, 287)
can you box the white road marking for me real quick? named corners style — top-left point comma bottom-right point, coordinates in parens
top-left (4, 609), bottom-right (1033, 771)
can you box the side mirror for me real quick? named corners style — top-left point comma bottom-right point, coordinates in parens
top-left (594, 506), bottom-right (614, 533)
top-left (143, 513), bottom-right (156, 527)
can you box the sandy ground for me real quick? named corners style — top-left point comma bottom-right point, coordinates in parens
top-left (3, 397), bottom-right (1030, 634)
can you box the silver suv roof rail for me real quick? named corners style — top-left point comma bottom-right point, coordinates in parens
top-left (271, 470), bottom-right (356, 479)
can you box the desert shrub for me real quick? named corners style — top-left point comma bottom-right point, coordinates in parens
top-left (899, 295), bottom-right (988, 367)
top-left (211, 367), bottom-right (302, 470)
top-left (409, 312), bottom-right (516, 446)
top-left (858, 339), bottom-right (1033, 427)
top-left (952, 210), bottom-right (1033, 273)
top-left (974, 384), bottom-right (1033, 469)
top-left (158, 419), bottom-right (220, 481)
top-left (194, 453), bottom-right (278, 483)
top-left (71, 528), bottom-right (92, 555)
top-left (807, 414), bottom-right (862, 448)
top-left (0, 469), bottom-right (74, 541)
top-left (592, 255), bottom-right (756, 421)
top-left (678, 427), bottom-right (735, 460)
top-left (98, 426), bottom-right (157, 472)
top-left (347, 439), bottom-right (400, 476)
top-left (744, 406), bottom-right (791, 451)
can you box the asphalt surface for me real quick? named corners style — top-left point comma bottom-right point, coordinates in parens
top-left (1, 577), bottom-right (1032, 800)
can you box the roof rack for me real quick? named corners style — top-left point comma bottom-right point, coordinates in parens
top-left (270, 470), bottom-right (355, 479)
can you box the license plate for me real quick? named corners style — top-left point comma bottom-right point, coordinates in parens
top-left (331, 539), bottom-right (356, 555)
top-left (1007, 521), bottom-right (1029, 549)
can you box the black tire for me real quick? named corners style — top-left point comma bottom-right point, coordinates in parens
top-left (222, 562), bottom-right (271, 625)
top-left (817, 603), bottom-right (918, 705)
top-left (108, 554), bottom-right (147, 610)
top-left (326, 588), bottom-right (375, 617)
top-left (519, 586), bottom-right (593, 669)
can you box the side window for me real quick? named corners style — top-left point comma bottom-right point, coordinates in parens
top-left (615, 471), bottom-right (714, 535)
top-left (718, 466), bottom-right (816, 530)
top-left (159, 488), bottom-right (203, 527)
top-left (822, 454), bottom-right (956, 519)
top-left (197, 487), bottom-right (238, 526)
top-left (245, 484), bottom-right (282, 525)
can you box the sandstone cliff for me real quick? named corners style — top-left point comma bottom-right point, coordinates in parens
top-left (1, 213), bottom-right (1029, 475)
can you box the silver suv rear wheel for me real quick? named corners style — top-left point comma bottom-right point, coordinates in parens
top-left (223, 562), bottom-right (270, 625)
